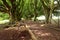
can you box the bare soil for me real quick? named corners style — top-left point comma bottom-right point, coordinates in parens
top-left (0, 21), bottom-right (60, 40)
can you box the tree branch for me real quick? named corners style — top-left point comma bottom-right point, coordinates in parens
top-left (2, 0), bottom-right (10, 10)
top-left (40, 0), bottom-right (49, 9)
top-left (9, 0), bottom-right (16, 6)
top-left (0, 6), bottom-right (8, 13)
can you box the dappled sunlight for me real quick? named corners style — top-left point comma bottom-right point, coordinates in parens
top-left (52, 16), bottom-right (58, 19)
top-left (26, 25), bottom-right (30, 28)
top-left (35, 31), bottom-right (42, 35)
top-left (54, 1), bottom-right (58, 4)
top-left (37, 14), bottom-right (60, 21)
top-left (40, 24), bottom-right (45, 27)
top-left (0, 20), bottom-right (9, 24)
top-left (34, 30), bottom-right (52, 37)
top-left (37, 15), bottom-right (45, 20)
top-left (40, 33), bottom-right (51, 36)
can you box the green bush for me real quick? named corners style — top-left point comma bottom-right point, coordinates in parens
top-left (0, 12), bottom-right (9, 21)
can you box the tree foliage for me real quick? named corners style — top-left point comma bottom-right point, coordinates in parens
top-left (0, 0), bottom-right (59, 23)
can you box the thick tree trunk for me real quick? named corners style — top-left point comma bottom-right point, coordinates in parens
top-left (44, 10), bottom-right (50, 24)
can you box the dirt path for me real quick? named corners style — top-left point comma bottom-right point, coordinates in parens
top-left (29, 23), bottom-right (60, 40)
top-left (0, 21), bottom-right (60, 40)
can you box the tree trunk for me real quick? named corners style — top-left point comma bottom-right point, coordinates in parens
top-left (34, 0), bottom-right (38, 21)
top-left (44, 9), bottom-right (50, 24)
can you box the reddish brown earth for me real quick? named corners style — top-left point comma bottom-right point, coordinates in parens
top-left (0, 21), bottom-right (60, 40)
top-left (30, 24), bottom-right (60, 40)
